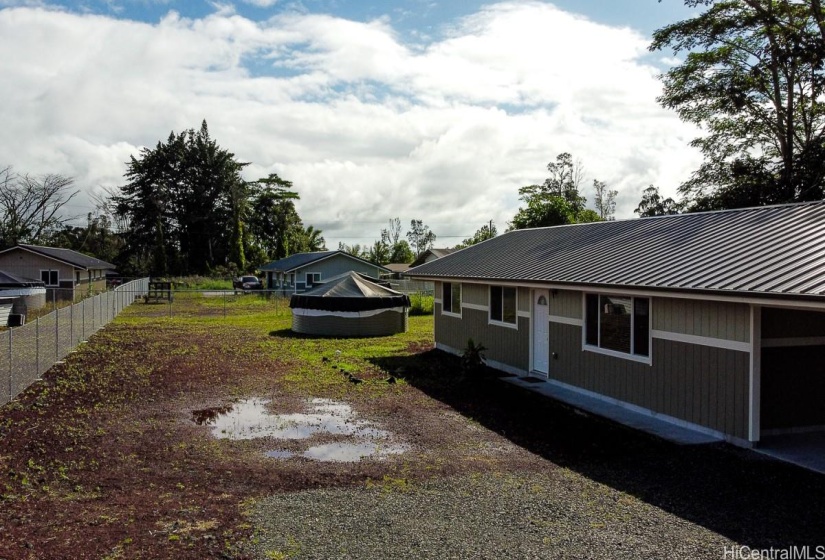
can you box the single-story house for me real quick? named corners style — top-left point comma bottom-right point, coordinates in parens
top-left (0, 244), bottom-right (115, 301)
top-left (409, 248), bottom-right (457, 268)
top-left (406, 201), bottom-right (825, 448)
top-left (383, 263), bottom-right (411, 280)
top-left (260, 250), bottom-right (390, 293)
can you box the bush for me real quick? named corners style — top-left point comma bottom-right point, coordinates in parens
top-left (167, 276), bottom-right (233, 290)
top-left (408, 293), bottom-right (434, 316)
top-left (461, 338), bottom-right (487, 374)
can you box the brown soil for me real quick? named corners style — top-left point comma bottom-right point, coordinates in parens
top-left (0, 301), bottom-right (823, 559)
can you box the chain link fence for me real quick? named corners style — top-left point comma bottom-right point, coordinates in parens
top-left (0, 277), bottom-right (149, 406)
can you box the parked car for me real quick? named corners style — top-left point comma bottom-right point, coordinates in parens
top-left (233, 275), bottom-right (263, 292)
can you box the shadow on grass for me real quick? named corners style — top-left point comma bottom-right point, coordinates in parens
top-left (370, 349), bottom-right (825, 551)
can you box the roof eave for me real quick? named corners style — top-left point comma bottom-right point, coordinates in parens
top-left (407, 273), bottom-right (825, 306)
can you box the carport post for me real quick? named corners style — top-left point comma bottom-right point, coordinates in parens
top-left (749, 304), bottom-right (762, 443)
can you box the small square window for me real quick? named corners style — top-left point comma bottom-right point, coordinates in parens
top-left (40, 270), bottom-right (58, 286)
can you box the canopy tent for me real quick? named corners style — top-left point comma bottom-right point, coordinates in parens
top-left (289, 272), bottom-right (410, 336)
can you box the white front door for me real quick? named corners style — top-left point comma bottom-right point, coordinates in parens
top-left (532, 290), bottom-right (550, 375)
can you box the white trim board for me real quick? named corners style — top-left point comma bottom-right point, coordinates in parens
top-left (651, 329), bottom-right (751, 353)
top-left (548, 315), bottom-right (582, 327)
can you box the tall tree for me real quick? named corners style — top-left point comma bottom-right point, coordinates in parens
top-left (297, 225), bottom-right (326, 253)
top-left (634, 185), bottom-right (682, 217)
top-left (366, 239), bottom-right (390, 265)
top-left (46, 212), bottom-right (125, 265)
top-left (510, 153), bottom-right (600, 229)
top-left (455, 221), bottom-right (498, 248)
top-left (406, 219), bottom-right (436, 258)
top-left (651, 1), bottom-right (825, 209)
top-left (388, 239), bottom-right (414, 264)
top-left (593, 180), bottom-right (618, 220)
top-left (247, 174), bottom-right (303, 262)
top-left (114, 121), bottom-right (249, 275)
top-left (0, 166), bottom-right (78, 249)
top-left (338, 242), bottom-right (365, 258)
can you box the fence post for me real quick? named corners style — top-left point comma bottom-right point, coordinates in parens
top-left (8, 327), bottom-right (12, 400)
top-left (82, 296), bottom-right (86, 342)
top-left (70, 299), bottom-right (74, 347)
top-left (36, 316), bottom-right (39, 376)
top-left (55, 291), bottom-right (60, 361)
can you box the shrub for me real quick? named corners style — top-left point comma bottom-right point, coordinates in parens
top-left (408, 292), bottom-right (434, 316)
top-left (461, 338), bottom-right (487, 374)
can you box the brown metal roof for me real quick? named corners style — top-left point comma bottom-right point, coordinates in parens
top-left (0, 244), bottom-right (116, 271)
top-left (406, 202), bottom-right (825, 299)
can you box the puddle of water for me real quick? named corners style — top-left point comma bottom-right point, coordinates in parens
top-left (196, 397), bottom-right (408, 462)
top-left (264, 450), bottom-right (295, 459)
top-left (191, 405), bottom-right (233, 425)
top-left (302, 441), bottom-right (410, 462)
top-left (202, 397), bottom-right (389, 441)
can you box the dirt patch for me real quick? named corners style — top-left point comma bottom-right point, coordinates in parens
top-left (0, 297), bottom-right (823, 559)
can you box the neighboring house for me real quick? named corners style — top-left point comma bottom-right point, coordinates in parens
top-left (0, 244), bottom-right (115, 301)
top-left (409, 248), bottom-right (457, 268)
top-left (406, 201), bottom-right (825, 448)
top-left (260, 251), bottom-right (390, 293)
top-left (383, 263), bottom-right (411, 280)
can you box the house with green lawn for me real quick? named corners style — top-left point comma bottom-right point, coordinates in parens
top-left (260, 250), bottom-right (389, 293)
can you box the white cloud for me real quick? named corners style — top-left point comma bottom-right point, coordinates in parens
top-left (0, 2), bottom-right (700, 249)
top-left (240, 0), bottom-right (279, 7)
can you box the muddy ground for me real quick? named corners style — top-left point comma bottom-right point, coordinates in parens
top-left (0, 295), bottom-right (822, 559)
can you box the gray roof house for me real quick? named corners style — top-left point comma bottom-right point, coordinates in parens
top-left (409, 248), bottom-right (457, 268)
top-left (260, 250), bottom-right (390, 293)
top-left (0, 244), bottom-right (115, 301)
top-left (406, 201), bottom-right (825, 450)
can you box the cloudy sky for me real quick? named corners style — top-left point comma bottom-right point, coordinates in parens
top-left (0, 0), bottom-right (702, 249)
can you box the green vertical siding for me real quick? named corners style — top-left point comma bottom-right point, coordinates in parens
top-left (548, 322), bottom-right (750, 439)
top-left (435, 303), bottom-right (529, 371)
top-left (462, 283), bottom-right (488, 307)
top-left (549, 290), bottom-right (582, 319)
top-left (518, 288), bottom-right (531, 312)
top-left (654, 297), bottom-right (750, 342)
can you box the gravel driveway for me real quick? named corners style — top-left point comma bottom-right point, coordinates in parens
top-left (249, 472), bottom-right (734, 559)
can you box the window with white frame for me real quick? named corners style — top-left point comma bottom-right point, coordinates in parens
top-left (40, 270), bottom-right (59, 286)
top-left (442, 282), bottom-right (461, 315)
top-left (584, 294), bottom-right (650, 358)
top-left (306, 272), bottom-right (321, 286)
top-left (489, 285), bottom-right (517, 325)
